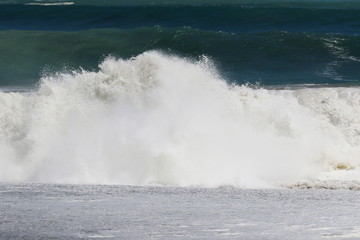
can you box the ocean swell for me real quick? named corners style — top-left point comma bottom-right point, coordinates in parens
top-left (1, 51), bottom-right (360, 188)
top-left (2, 28), bottom-right (360, 86)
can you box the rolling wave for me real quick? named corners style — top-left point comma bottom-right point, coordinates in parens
top-left (1, 51), bottom-right (360, 189)
top-left (1, 28), bottom-right (360, 86)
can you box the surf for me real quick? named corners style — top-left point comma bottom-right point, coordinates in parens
top-left (1, 51), bottom-right (360, 188)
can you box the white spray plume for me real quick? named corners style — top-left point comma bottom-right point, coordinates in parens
top-left (1, 51), bottom-right (360, 188)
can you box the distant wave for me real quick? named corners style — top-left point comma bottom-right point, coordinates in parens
top-left (1, 51), bottom-right (360, 189)
top-left (1, 4), bottom-right (359, 34)
top-left (5, 0), bottom-right (360, 9)
top-left (24, 2), bottom-right (74, 6)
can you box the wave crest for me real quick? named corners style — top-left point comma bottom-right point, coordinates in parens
top-left (1, 51), bottom-right (360, 188)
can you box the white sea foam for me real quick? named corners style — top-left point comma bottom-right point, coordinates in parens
top-left (1, 51), bottom-right (360, 188)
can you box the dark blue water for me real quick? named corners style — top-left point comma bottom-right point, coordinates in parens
top-left (1, 0), bottom-right (360, 87)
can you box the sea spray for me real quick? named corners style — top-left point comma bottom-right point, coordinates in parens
top-left (1, 51), bottom-right (360, 188)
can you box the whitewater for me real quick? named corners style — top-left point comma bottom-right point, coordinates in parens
top-left (1, 51), bottom-right (360, 189)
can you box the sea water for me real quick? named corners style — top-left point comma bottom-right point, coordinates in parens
top-left (1, 183), bottom-right (360, 240)
top-left (1, 51), bottom-right (360, 188)
top-left (1, 0), bottom-right (360, 238)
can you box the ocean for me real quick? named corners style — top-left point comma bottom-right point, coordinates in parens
top-left (1, 184), bottom-right (360, 239)
top-left (1, 0), bottom-right (360, 239)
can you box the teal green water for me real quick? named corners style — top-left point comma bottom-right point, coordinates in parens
top-left (1, 28), bottom-right (360, 86)
top-left (1, 1), bottom-right (360, 86)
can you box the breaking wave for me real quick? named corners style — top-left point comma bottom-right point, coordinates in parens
top-left (1, 51), bottom-right (360, 189)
